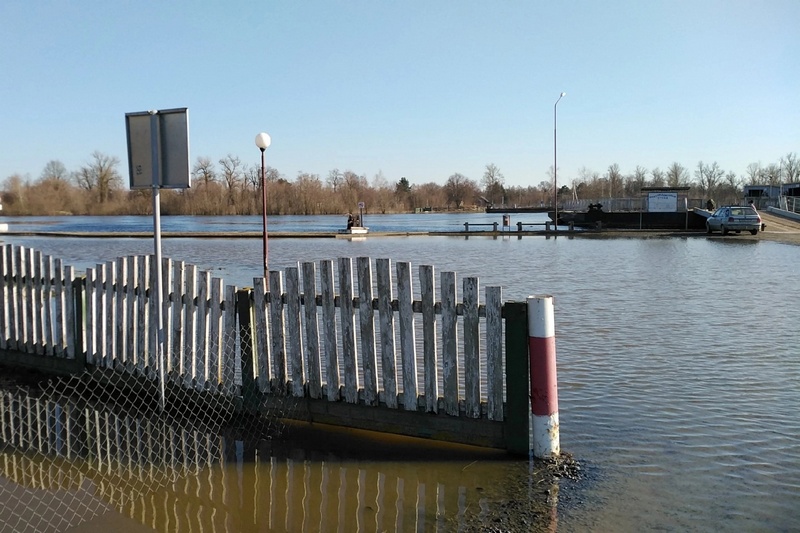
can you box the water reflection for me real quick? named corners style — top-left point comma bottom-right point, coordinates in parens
top-left (0, 375), bottom-right (561, 532)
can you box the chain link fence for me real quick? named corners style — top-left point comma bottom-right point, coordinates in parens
top-left (0, 326), bottom-right (299, 533)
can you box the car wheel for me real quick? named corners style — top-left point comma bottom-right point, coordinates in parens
top-left (750, 229), bottom-right (758, 235)
top-left (706, 222), bottom-right (712, 234)
top-left (721, 225), bottom-right (728, 236)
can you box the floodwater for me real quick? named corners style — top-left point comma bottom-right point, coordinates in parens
top-left (1, 213), bottom-right (799, 532)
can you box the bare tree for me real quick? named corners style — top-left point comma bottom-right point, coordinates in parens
top-left (192, 157), bottom-right (216, 187)
top-left (40, 160), bottom-right (69, 182)
top-left (781, 152), bottom-right (799, 183)
top-left (695, 161), bottom-right (724, 196)
top-left (626, 165), bottom-right (647, 196)
top-left (605, 163), bottom-right (622, 198)
top-left (745, 162), bottom-right (763, 184)
top-left (327, 168), bottom-right (342, 191)
top-left (445, 173), bottom-right (476, 209)
top-left (764, 163), bottom-right (781, 187)
top-left (292, 172), bottom-right (323, 214)
top-left (666, 162), bottom-right (689, 187)
top-left (243, 164), bottom-right (259, 191)
top-left (218, 154), bottom-right (242, 209)
top-left (73, 151), bottom-right (121, 203)
top-left (265, 166), bottom-right (281, 183)
top-left (482, 163), bottom-right (505, 205)
top-left (650, 167), bottom-right (665, 187)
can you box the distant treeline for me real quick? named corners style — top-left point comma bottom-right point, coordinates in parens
top-left (2, 152), bottom-right (796, 216)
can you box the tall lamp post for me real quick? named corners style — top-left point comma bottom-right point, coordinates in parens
top-left (554, 92), bottom-right (566, 231)
top-left (255, 132), bottom-right (271, 276)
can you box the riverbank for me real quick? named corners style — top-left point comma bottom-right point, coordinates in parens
top-left (3, 210), bottom-right (798, 245)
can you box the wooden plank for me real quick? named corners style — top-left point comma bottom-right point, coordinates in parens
top-left (357, 257), bottom-right (378, 406)
top-left (105, 260), bottom-right (117, 366)
top-left (11, 246), bottom-right (23, 351)
top-left (319, 260), bottom-right (340, 401)
top-left (136, 256), bottom-right (149, 374)
top-left (42, 255), bottom-right (54, 356)
top-left (183, 265), bottom-right (197, 387)
top-left (24, 248), bottom-right (35, 353)
top-left (338, 258), bottom-right (359, 404)
top-left (0, 246), bottom-right (7, 351)
top-left (420, 264), bottom-right (438, 413)
top-left (115, 258), bottom-right (127, 365)
top-left (375, 259), bottom-right (397, 409)
top-left (126, 257), bottom-right (138, 368)
top-left (32, 250), bottom-right (44, 355)
top-left (196, 270), bottom-right (211, 388)
top-left (146, 256), bottom-right (157, 375)
top-left (504, 301), bottom-right (531, 455)
top-left (96, 263), bottom-right (108, 367)
top-left (236, 288), bottom-right (256, 405)
top-left (171, 261), bottom-right (185, 378)
top-left (268, 270), bottom-right (286, 393)
top-left (208, 278), bottom-right (224, 389)
top-left (85, 268), bottom-right (96, 365)
top-left (53, 259), bottom-right (66, 356)
top-left (64, 266), bottom-right (78, 361)
top-left (161, 258), bottom-right (173, 377)
top-left (285, 265), bottom-right (305, 397)
top-left (396, 261), bottom-right (417, 411)
top-left (252, 277), bottom-right (271, 393)
top-left (302, 262), bottom-right (322, 400)
top-left (440, 271), bottom-right (459, 416)
top-left (485, 286), bottom-right (504, 421)
top-left (463, 277), bottom-right (481, 418)
top-left (222, 285), bottom-right (237, 395)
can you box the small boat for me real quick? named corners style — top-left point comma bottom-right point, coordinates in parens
top-left (338, 226), bottom-right (369, 235)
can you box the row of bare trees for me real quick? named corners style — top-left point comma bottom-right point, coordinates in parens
top-left (1, 152), bottom-right (796, 216)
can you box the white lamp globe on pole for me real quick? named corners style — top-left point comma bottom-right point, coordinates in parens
top-left (255, 132), bottom-right (271, 275)
top-left (554, 92), bottom-right (566, 231)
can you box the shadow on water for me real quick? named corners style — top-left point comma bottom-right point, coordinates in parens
top-left (0, 369), bottom-right (583, 532)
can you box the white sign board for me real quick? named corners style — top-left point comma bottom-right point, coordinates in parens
top-left (126, 108), bottom-right (191, 189)
top-left (648, 192), bottom-right (678, 212)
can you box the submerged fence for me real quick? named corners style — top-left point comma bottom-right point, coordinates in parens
top-left (0, 244), bottom-right (531, 451)
top-left (0, 376), bottom-right (552, 533)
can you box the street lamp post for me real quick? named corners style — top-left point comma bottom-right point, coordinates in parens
top-left (554, 92), bottom-right (566, 231)
top-left (255, 132), bottom-right (271, 277)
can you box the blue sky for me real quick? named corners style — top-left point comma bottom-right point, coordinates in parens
top-left (1, 1), bottom-right (798, 189)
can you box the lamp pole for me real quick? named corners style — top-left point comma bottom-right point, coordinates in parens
top-left (554, 92), bottom-right (566, 231)
top-left (255, 132), bottom-right (271, 277)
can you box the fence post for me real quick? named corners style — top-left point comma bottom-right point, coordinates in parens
top-left (464, 222), bottom-right (469, 232)
top-left (527, 295), bottom-right (560, 458)
top-left (70, 274), bottom-right (85, 368)
top-left (236, 288), bottom-right (258, 412)
top-left (503, 301), bottom-right (530, 455)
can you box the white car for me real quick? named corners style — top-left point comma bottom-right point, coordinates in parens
top-left (706, 206), bottom-right (762, 235)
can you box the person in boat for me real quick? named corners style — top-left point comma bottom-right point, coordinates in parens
top-left (346, 213), bottom-right (354, 229)
top-left (354, 214), bottom-right (361, 227)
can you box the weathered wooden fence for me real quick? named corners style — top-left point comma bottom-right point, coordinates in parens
top-left (0, 244), bottom-right (531, 452)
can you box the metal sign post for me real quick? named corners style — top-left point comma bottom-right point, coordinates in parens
top-left (126, 108), bottom-right (190, 412)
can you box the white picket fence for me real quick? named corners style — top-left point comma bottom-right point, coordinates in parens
top-left (0, 245), bottom-right (507, 422)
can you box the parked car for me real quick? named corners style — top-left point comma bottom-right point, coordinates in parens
top-left (706, 206), bottom-right (762, 235)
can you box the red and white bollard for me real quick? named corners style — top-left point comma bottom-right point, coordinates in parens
top-left (527, 295), bottom-right (560, 458)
